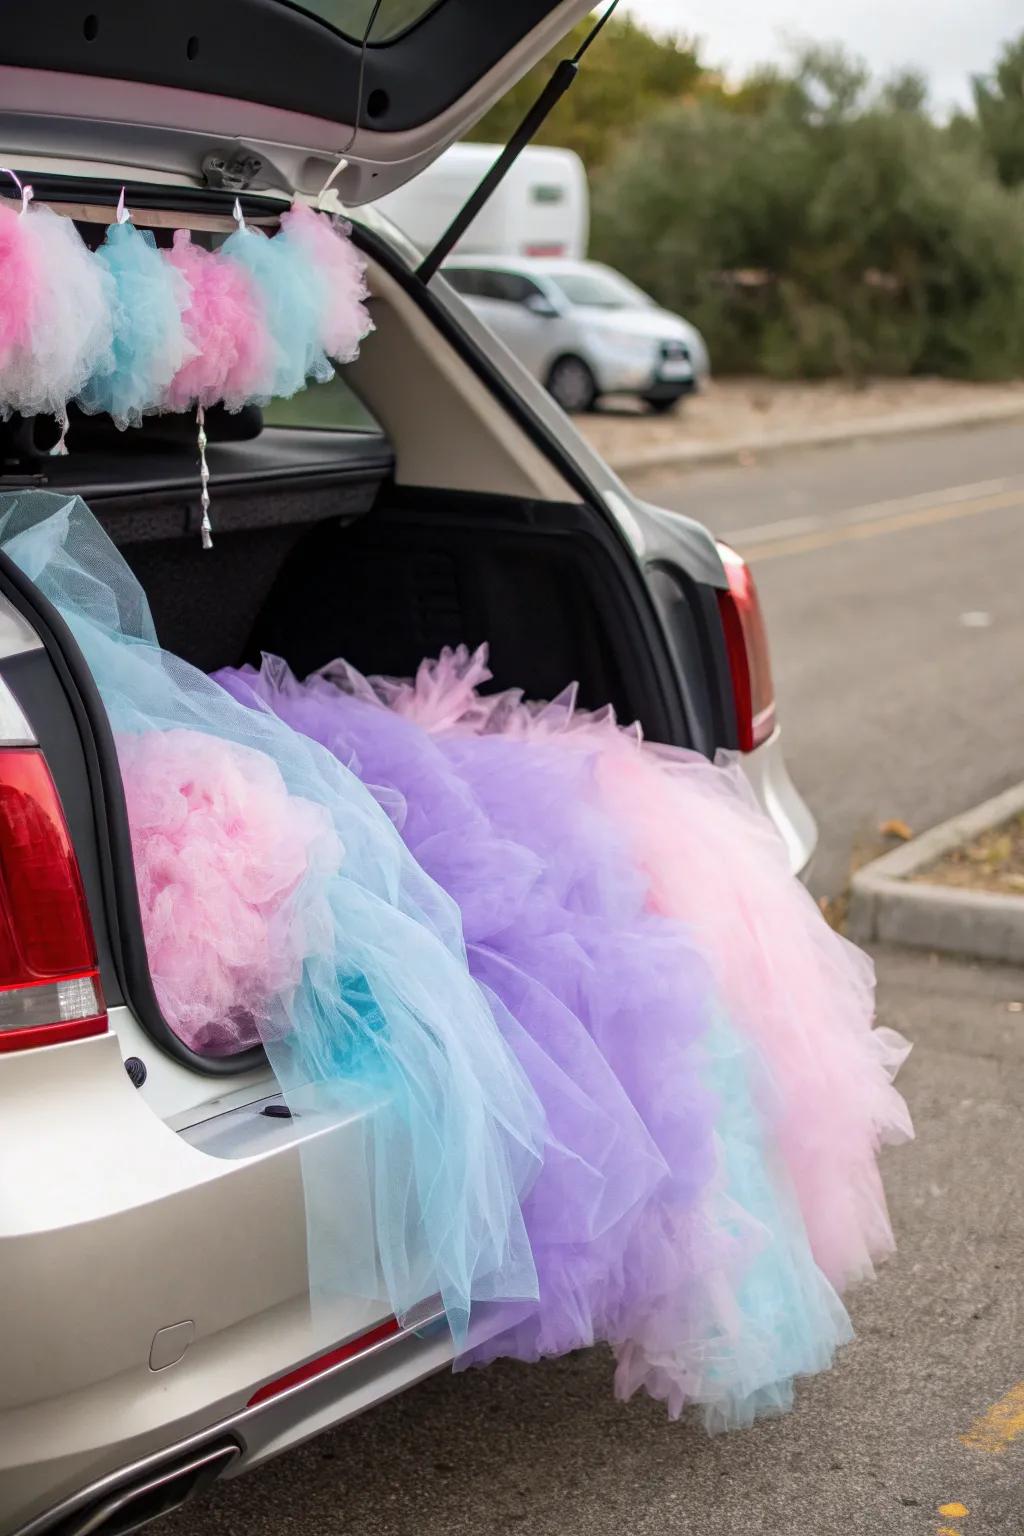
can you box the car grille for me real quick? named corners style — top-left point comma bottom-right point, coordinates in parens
top-left (659, 340), bottom-right (691, 362)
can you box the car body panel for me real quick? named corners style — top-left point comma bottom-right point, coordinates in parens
top-left (0, 1027), bottom-right (393, 1529)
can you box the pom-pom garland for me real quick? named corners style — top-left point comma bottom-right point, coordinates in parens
top-left (0, 187), bottom-right (373, 430)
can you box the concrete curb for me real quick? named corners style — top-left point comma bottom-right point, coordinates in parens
top-left (602, 396), bottom-right (1024, 478)
top-left (847, 782), bottom-right (1024, 963)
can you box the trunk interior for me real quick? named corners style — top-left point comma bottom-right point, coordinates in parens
top-left (36, 427), bottom-right (675, 724)
top-left (0, 415), bottom-right (690, 1069)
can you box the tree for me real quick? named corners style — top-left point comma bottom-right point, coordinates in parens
top-left (465, 16), bottom-right (704, 172)
top-left (971, 32), bottom-right (1024, 188)
top-left (590, 47), bottom-right (1024, 381)
top-left (877, 70), bottom-right (929, 116)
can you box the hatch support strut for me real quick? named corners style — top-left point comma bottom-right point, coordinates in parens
top-left (416, 0), bottom-right (619, 286)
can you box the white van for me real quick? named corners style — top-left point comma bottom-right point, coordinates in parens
top-left (373, 142), bottom-right (589, 260)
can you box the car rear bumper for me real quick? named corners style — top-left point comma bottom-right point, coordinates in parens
top-left (739, 725), bottom-right (818, 882)
top-left (0, 1029), bottom-right (426, 1534)
top-left (11, 1307), bottom-right (455, 1536)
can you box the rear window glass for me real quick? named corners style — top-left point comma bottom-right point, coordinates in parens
top-left (286, 0), bottom-right (444, 42)
top-left (262, 374), bottom-right (382, 433)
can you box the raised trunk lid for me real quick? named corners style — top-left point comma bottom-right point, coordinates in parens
top-left (0, 0), bottom-right (592, 201)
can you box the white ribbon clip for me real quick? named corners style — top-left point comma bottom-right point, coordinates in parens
top-left (315, 156), bottom-right (349, 211)
top-left (116, 187), bottom-right (131, 224)
top-left (232, 197), bottom-right (247, 231)
top-left (0, 167), bottom-right (33, 214)
top-left (197, 404), bottom-right (213, 550)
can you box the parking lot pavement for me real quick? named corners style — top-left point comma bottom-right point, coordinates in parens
top-left (165, 426), bottom-right (1024, 1536)
top-left (643, 419), bottom-right (1024, 901)
top-left (164, 945), bottom-right (1024, 1536)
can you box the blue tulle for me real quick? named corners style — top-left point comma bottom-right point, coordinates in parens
top-left (0, 491), bottom-right (543, 1344)
top-left (77, 221), bottom-right (191, 428)
top-left (221, 224), bottom-right (334, 399)
top-left (612, 1015), bottom-right (853, 1428)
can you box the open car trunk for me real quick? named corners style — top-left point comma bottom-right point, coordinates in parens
top-left (0, 0), bottom-right (596, 202)
top-left (0, 167), bottom-right (736, 1119)
top-left (0, 412), bottom-right (718, 1083)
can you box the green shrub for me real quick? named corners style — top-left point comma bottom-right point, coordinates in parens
top-left (591, 56), bottom-right (1024, 381)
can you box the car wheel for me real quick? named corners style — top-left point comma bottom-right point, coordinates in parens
top-left (546, 355), bottom-right (598, 414)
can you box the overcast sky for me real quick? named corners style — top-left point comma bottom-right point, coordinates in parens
top-left (621, 0), bottom-right (1020, 113)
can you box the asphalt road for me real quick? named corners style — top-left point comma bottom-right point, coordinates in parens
top-left (167, 420), bottom-right (1024, 1536)
top-left (644, 419), bottom-right (1024, 900)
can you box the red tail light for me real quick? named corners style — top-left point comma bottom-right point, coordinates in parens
top-left (523, 243), bottom-right (566, 257)
top-left (0, 749), bottom-right (106, 1052)
top-left (716, 543), bottom-right (777, 752)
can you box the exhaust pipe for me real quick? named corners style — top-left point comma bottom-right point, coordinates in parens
top-left (52, 1441), bottom-right (240, 1536)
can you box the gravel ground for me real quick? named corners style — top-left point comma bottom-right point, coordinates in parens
top-left (581, 376), bottom-right (1024, 463)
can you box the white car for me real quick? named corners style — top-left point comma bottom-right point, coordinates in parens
top-left (0, 2), bottom-right (812, 1532)
top-left (443, 256), bottom-right (711, 414)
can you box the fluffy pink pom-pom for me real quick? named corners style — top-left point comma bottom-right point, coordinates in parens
top-left (118, 726), bottom-right (340, 1054)
top-left (164, 230), bottom-right (273, 411)
top-left (279, 204), bottom-right (374, 363)
top-left (0, 201), bottom-right (37, 372)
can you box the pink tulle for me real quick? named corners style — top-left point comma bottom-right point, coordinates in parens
top-left (381, 644), bottom-right (913, 1294)
top-left (117, 727), bottom-right (341, 1054)
top-left (0, 202), bottom-right (35, 371)
top-left (164, 231), bottom-right (272, 412)
top-left (279, 204), bottom-right (373, 362)
top-left (596, 747), bottom-right (912, 1293)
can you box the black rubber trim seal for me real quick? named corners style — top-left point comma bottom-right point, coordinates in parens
top-left (0, 547), bottom-right (265, 1076)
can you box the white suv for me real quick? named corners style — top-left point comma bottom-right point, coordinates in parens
top-left (0, 2), bottom-right (813, 1531)
top-left (444, 256), bottom-right (711, 414)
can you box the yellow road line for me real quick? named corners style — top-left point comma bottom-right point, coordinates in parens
top-left (740, 487), bottom-right (1024, 564)
top-left (961, 1382), bottom-right (1024, 1454)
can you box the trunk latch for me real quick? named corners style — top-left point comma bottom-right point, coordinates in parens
top-left (202, 147), bottom-right (266, 193)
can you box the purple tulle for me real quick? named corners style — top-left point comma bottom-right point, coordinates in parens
top-left (216, 657), bottom-right (725, 1368)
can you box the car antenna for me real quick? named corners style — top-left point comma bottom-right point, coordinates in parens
top-left (416, 0), bottom-right (620, 285)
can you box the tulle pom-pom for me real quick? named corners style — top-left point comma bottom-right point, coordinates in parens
top-left (0, 205), bottom-right (115, 423)
top-left (0, 201), bottom-right (36, 372)
top-left (118, 726), bottom-right (342, 1055)
top-left (279, 205), bottom-right (373, 363)
top-left (78, 220), bottom-right (193, 429)
top-left (163, 231), bottom-right (272, 412)
top-left (221, 223), bottom-right (334, 399)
